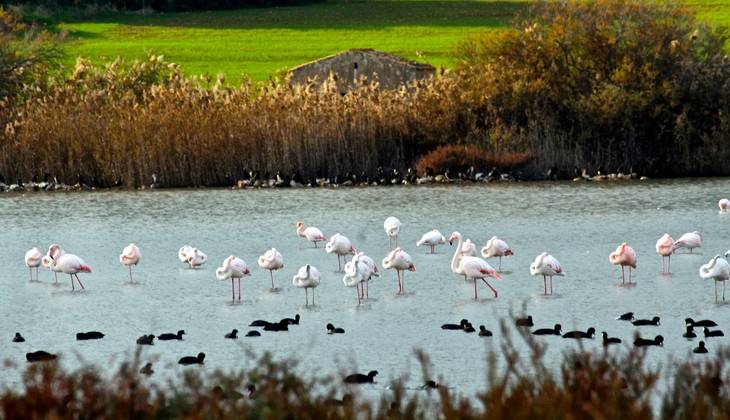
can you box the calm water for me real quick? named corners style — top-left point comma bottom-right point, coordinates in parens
top-left (1, 179), bottom-right (729, 397)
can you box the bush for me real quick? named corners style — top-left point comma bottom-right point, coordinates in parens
top-left (414, 144), bottom-right (532, 175)
top-left (455, 0), bottom-right (730, 177)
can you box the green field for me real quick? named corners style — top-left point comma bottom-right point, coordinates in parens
top-left (51, 0), bottom-right (730, 82)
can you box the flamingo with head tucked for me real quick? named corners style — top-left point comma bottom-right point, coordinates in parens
top-left (48, 244), bottom-right (91, 291)
top-left (42, 255), bottom-right (58, 283)
top-left (672, 231), bottom-right (702, 254)
top-left (292, 264), bottom-right (321, 306)
top-left (699, 255), bottom-right (730, 302)
top-left (258, 248), bottom-right (284, 290)
top-left (25, 247), bottom-right (42, 282)
top-left (655, 234), bottom-right (674, 274)
top-left (296, 222), bottom-right (327, 248)
top-left (529, 252), bottom-right (564, 295)
top-left (119, 243), bottom-right (140, 283)
top-left (609, 243), bottom-right (637, 284)
top-left (216, 255), bottom-right (251, 301)
top-left (180, 246), bottom-right (206, 268)
top-left (449, 232), bottom-right (501, 300)
top-left (719, 199), bottom-right (730, 213)
top-left (384, 217), bottom-right (401, 250)
top-left (44, 244), bottom-right (63, 284)
top-left (480, 236), bottom-right (513, 272)
top-left (416, 230), bottom-right (445, 254)
top-left (325, 233), bottom-right (356, 272)
top-left (343, 252), bottom-right (380, 304)
top-left (382, 247), bottom-right (415, 295)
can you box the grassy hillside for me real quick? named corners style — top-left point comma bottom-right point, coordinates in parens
top-left (43, 0), bottom-right (730, 81)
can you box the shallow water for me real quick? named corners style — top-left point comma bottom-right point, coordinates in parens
top-left (1, 179), bottom-right (729, 398)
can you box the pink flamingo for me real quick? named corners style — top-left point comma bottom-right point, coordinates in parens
top-left (296, 222), bottom-right (327, 248)
top-left (672, 231), bottom-right (702, 254)
top-left (720, 199), bottom-right (730, 213)
top-left (529, 252), bottom-right (564, 294)
top-left (325, 233), bottom-right (356, 272)
top-left (119, 243), bottom-right (141, 283)
top-left (48, 244), bottom-right (91, 291)
top-left (655, 234), bottom-right (674, 274)
top-left (258, 248), bottom-right (284, 289)
top-left (25, 247), bottom-right (42, 282)
top-left (449, 232), bottom-right (501, 300)
top-left (216, 255), bottom-right (251, 301)
top-left (609, 243), bottom-right (637, 284)
top-left (480, 236), bottom-right (514, 272)
top-left (416, 229), bottom-right (446, 254)
top-left (382, 247), bottom-right (415, 295)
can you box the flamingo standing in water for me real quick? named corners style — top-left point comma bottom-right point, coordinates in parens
top-left (529, 252), bottom-right (564, 295)
top-left (48, 244), bottom-right (91, 291)
top-left (292, 264), bottom-right (321, 306)
top-left (296, 222), bottom-right (327, 248)
top-left (672, 231), bottom-right (702, 254)
top-left (382, 247), bottom-right (415, 295)
top-left (384, 217), bottom-right (401, 250)
top-left (449, 232), bottom-right (501, 300)
top-left (42, 255), bottom-right (58, 283)
top-left (119, 243), bottom-right (141, 283)
top-left (343, 252), bottom-right (380, 304)
top-left (216, 255), bottom-right (251, 301)
top-left (480, 236), bottom-right (514, 272)
top-left (655, 234), bottom-right (674, 274)
top-left (258, 248), bottom-right (284, 289)
top-left (609, 243), bottom-right (637, 284)
top-left (416, 230), bottom-right (446, 254)
top-left (24, 247), bottom-right (42, 282)
top-left (699, 255), bottom-right (730, 302)
top-left (325, 233), bottom-right (356, 272)
top-left (719, 199), bottom-right (730, 213)
top-left (44, 244), bottom-right (63, 284)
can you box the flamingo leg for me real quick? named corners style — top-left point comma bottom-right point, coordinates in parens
top-left (357, 283), bottom-right (361, 305)
top-left (482, 278), bottom-right (498, 298)
top-left (314, 241), bottom-right (318, 248)
top-left (312, 287), bottom-right (315, 305)
top-left (28, 267), bottom-right (32, 282)
top-left (129, 265), bottom-right (133, 283)
top-left (238, 278), bottom-right (242, 301)
top-left (498, 256), bottom-right (502, 272)
top-left (305, 288), bottom-right (308, 306)
top-left (430, 244), bottom-right (435, 254)
top-left (54, 272), bottom-right (58, 283)
top-left (365, 280), bottom-right (369, 299)
top-left (473, 278), bottom-right (478, 300)
top-left (231, 279), bottom-right (235, 301)
top-left (401, 271), bottom-right (406, 294)
top-left (621, 266), bottom-right (625, 284)
top-left (668, 255), bottom-right (671, 274)
top-left (269, 270), bottom-right (275, 289)
top-left (550, 276), bottom-right (553, 294)
top-left (715, 280), bottom-right (718, 303)
top-left (337, 255), bottom-right (342, 273)
top-left (70, 274), bottom-right (75, 291)
top-left (75, 274), bottom-right (85, 289)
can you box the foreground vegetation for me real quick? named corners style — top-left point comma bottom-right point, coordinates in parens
top-left (0, 0), bottom-right (729, 188)
top-left (2, 329), bottom-right (730, 419)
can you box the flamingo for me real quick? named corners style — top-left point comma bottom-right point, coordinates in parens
top-left (382, 247), bottom-right (415, 295)
top-left (296, 222), bottom-right (327, 248)
top-left (119, 243), bottom-right (140, 283)
top-left (480, 236), bottom-right (514, 272)
top-left (24, 247), bottom-right (42, 282)
top-left (699, 255), bottom-right (730, 302)
top-left (448, 232), bottom-right (501, 300)
top-left (44, 244), bottom-right (63, 284)
top-left (292, 264), bottom-right (321, 306)
top-left (460, 238), bottom-right (477, 257)
top-left (180, 246), bottom-right (206, 268)
top-left (216, 255), bottom-right (251, 301)
top-left (720, 198), bottom-right (730, 213)
top-left (529, 252), bottom-right (564, 295)
top-left (416, 229), bottom-right (446, 254)
top-left (655, 234), bottom-right (674, 274)
top-left (325, 233), bottom-right (356, 272)
top-left (258, 248), bottom-right (284, 289)
top-left (343, 252), bottom-right (379, 304)
top-left (672, 231), bottom-right (702, 254)
top-left (42, 255), bottom-right (58, 283)
top-left (609, 243), bottom-right (637, 284)
top-left (48, 244), bottom-right (91, 291)
top-left (357, 253), bottom-right (379, 299)
top-left (384, 217), bottom-right (401, 250)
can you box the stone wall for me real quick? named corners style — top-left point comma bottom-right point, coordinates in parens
top-left (288, 49), bottom-right (435, 92)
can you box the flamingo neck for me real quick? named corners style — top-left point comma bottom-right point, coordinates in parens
top-left (451, 234), bottom-right (463, 274)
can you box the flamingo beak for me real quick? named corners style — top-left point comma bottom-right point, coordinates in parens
top-left (410, 264), bottom-right (416, 272)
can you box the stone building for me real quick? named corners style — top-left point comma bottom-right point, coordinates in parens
top-left (288, 49), bottom-right (435, 93)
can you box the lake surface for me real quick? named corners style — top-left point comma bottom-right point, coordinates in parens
top-left (1, 179), bottom-right (729, 398)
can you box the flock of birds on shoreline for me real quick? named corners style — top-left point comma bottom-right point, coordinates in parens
top-left (11, 200), bottom-right (730, 382)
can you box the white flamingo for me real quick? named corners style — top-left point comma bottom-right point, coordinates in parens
top-left (48, 244), bottom-right (91, 291)
top-left (44, 244), bottom-right (63, 284)
top-left (180, 246), bottom-right (206, 268)
top-left (325, 233), bottom-right (356, 272)
top-left (382, 247), bottom-right (416, 295)
top-left (42, 255), bottom-right (58, 283)
top-left (416, 229), bottom-right (446, 254)
top-left (461, 238), bottom-right (477, 257)
top-left (178, 245), bottom-right (193, 263)
top-left (343, 252), bottom-right (380, 304)
top-left (384, 217), bottom-right (401, 250)
top-left (609, 243), bottom-right (637, 284)
top-left (449, 232), bottom-right (501, 300)
top-left (258, 248), bottom-right (284, 289)
top-left (119, 243), bottom-right (141, 283)
top-left (292, 264), bottom-right (321, 306)
top-left (480, 236), bottom-right (514, 272)
top-left (296, 221), bottom-right (327, 248)
top-left (216, 255), bottom-right (251, 301)
top-left (720, 199), bottom-right (730, 213)
top-left (672, 231), bottom-right (702, 254)
top-left (529, 252), bottom-right (564, 295)
top-left (699, 255), bottom-right (730, 302)
top-left (656, 234), bottom-right (674, 274)
top-left (25, 247), bottom-right (42, 282)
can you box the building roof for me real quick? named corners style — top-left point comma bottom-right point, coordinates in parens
top-left (288, 48), bottom-right (435, 73)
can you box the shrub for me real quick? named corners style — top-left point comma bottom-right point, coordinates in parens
top-left (414, 144), bottom-right (533, 175)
